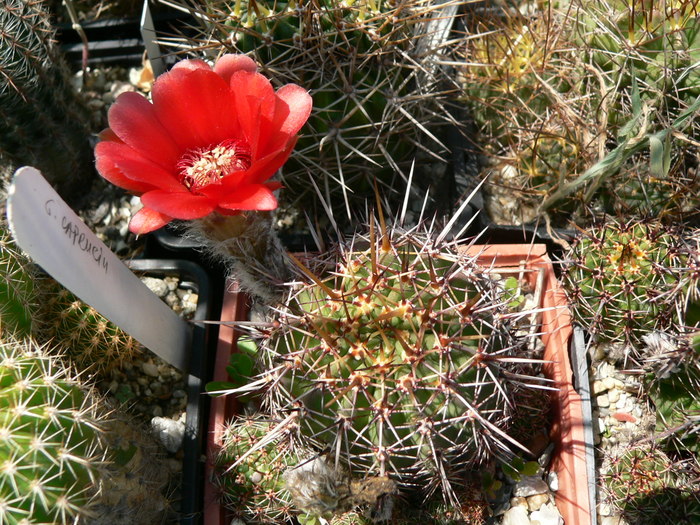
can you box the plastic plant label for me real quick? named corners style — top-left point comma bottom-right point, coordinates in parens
top-left (6, 167), bottom-right (191, 370)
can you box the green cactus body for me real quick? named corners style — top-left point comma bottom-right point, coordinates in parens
top-left (0, 228), bottom-right (37, 338)
top-left (0, 0), bottom-right (93, 203)
top-left (214, 416), bottom-right (301, 523)
top-left (0, 337), bottom-right (105, 524)
top-left (605, 446), bottom-right (700, 524)
top-left (38, 279), bottom-right (143, 375)
top-left (174, 0), bottom-right (459, 222)
top-left (261, 227), bottom-right (539, 500)
top-left (565, 218), bottom-right (694, 347)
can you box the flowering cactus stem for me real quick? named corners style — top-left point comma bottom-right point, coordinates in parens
top-left (184, 211), bottom-right (293, 302)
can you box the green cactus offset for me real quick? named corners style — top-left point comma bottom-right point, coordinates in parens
top-left (213, 415), bottom-right (303, 524)
top-left (605, 445), bottom-right (700, 525)
top-left (37, 278), bottom-right (143, 376)
top-left (564, 217), bottom-right (698, 352)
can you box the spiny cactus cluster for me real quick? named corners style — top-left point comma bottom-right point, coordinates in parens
top-left (213, 415), bottom-right (302, 523)
top-left (0, 0), bottom-right (93, 203)
top-left (604, 445), bottom-right (700, 525)
top-left (564, 217), bottom-right (699, 351)
top-left (0, 336), bottom-right (107, 524)
top-left (249, 219), bottom-right (546, 505)
top-left (575, 0), bottom-right (700, 122)
top-left (167, 0), bottom-right (464, 224)
top-left (215, 413), bottom-right (398, 524)
top-left (37, 278), bottom-right (143, 376)
top-left (0, 227), bottom-right (38, 338)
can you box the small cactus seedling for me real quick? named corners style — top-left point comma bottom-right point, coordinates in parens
top-left (253, 216), bottom-right (548, 504)
top-left (0, 336), bottom-right (106, 524)
top-left (564, 217), bottom-right (697, 351)
top-left (0, 227), bottom-right (38, 338)
top-left (605, 445), bottom-right (700, 524)
top-left (37, 278), bottom-right (143, 376)
top-left (214, 415), bottom-right (302, 523)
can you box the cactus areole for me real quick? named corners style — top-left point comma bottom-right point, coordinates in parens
top-left (94, 54), bottom-right (312, 235)
top-left (262, 230), bottom-right (533, 498)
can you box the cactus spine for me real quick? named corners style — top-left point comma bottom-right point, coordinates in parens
top-left (254, 217), bottom-right (546, 504)
top-left (0, 0), bottom-right (93, 203)
top-left (0, 227), bottom-right (38, 338)
top-left (167, 0), bottom-right (463, 223)
top-left (0, 336), bottom-right (106, 524)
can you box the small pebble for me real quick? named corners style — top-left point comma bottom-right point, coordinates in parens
top-left (608, 389), bottom-right (620, 404)
top-left (530, 503), bottom-right (563, 525)
top-left (151, 416), bottom-right (186, 453)
top-left (612, 412), bottom-right (637, 423)
top-left (142, 361), bottom-right (160, 377)
top-left (502, 505), bottom-right (531, 525)
top-left (527, 493), bottom-right (549, 512)
top-left (513, 476), bottom-right (550, 498)
top-left (596, 394), bottom-right (610, 408)
top-left (547, 471), bottom-right (559, 492)
top-left (142, 277), bottom-right (169, 298)
top-left (510, 496), bottom-right (528, 508)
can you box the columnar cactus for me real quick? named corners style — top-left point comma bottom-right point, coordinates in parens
top-left (564, 218), bottom-right (697, 350)
top-left (0, 337), bottom-right (106, 524)
top-left (255, 220), bottom-right (545, 503)
top-left (0, 0), bottom-right (93, 203)
top-left (0, 227), bottom-right (38, 338)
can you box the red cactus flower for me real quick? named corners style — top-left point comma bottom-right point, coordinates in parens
top-left (95, 54), bottom-right (312, 235)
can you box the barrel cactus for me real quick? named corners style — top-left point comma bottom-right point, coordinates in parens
top-left (0, 336), bottom-right (106, 524)
top-left (564, 218), bottom-right (698, 351)
top-left (253, 220), bottom-right (546, 504)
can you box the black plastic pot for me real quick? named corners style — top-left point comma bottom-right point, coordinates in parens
top-left (126, 259), bottom-right (213, 525)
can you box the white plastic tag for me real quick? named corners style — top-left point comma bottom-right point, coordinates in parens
top-left (6, 167), bottom-right (191, 371)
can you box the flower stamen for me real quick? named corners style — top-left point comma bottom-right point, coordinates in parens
top-left (177, 139), bottom-right (252, 191)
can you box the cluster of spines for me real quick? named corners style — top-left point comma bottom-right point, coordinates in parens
top-left (604, 445), bottom-right (700, 524)
top-left (0, 0), bottom-right (93, 202)
top-left (254, 217), bottom-right (547, 505)
top-left (0, 227), bottom-right (38, 338)
top-left (214, 415), bottom-right (301, 524)
top-left (37, 278), bottom-right (143, 376)
top-left (0, 336), bottom-right (106, 524)
top-left (165, 0), bottom-right (464, 225)
top-left (564, 217), bottom-right (698, 351)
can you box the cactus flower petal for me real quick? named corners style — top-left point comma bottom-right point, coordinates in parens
top-left (130, 207), bottom-right (174, 235)
top-left (141, 189), bottom-right (217, 219)
top-left (218, 183), bottom-right (278, 211)
top-left (95, 54), bottom-right (312, 235)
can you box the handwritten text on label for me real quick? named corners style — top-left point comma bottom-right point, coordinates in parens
top-left (45, 199), bottom-right (108, 274)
